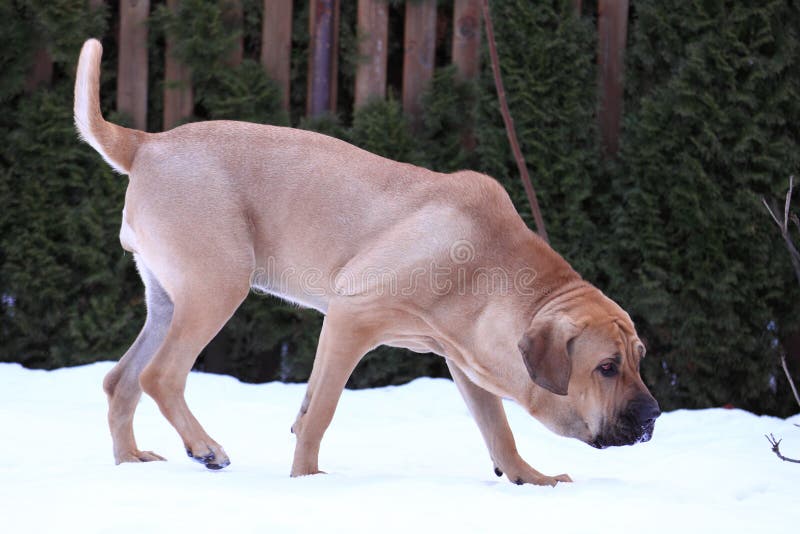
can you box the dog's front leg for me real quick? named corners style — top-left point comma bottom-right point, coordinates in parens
top-left (446, 360), bottom-right (572, 486)
top-left (290, 304), bottom-right (376, 477)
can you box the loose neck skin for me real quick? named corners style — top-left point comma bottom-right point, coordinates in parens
top-left (429, 228), bottom-right (590, 403)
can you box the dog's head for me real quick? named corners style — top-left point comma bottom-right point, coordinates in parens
top-left (518, 290), bottom-right (660, 448)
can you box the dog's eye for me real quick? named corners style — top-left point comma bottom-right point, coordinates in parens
top-left (598, 362), bottom-right (618, 377)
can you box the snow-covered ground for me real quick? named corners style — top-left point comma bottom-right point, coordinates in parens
top-left (1, 362), bottom-right (798, 533)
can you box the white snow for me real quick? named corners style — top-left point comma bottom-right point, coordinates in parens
top-left (1, 362), bottom-right (798, 533)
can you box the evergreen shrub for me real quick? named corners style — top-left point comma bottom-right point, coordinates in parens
top-left (1, 0), bottom-right (799, 414)
top-left (607, 0), bottom-right (800, 414)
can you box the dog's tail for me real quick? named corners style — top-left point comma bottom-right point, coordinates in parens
top-left (74, 39), bottom-right (145, 174)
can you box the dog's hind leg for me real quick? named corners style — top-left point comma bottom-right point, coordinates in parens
top-left (290, 302), bottom-right (379, 476)
top-left (103, 256), bottom-right (173, 464)
top-left (138, 266), bottom-right (249, 470)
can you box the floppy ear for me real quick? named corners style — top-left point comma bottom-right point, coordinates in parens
top-left (518, 315), bottom-right (579, 396)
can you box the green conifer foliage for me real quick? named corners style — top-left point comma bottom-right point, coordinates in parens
top-left (348, 96), bottom-right (422, 164)
top-left (19, 0), bottom-right (107, 67)
top-left (0, 2), bottom-right (142, 368)
top-left (2, 1), bottom-right (800, 414)
top-left (0, 4), bottom-right (36, 102)
top-left (472, 0), bottom-right (600, 277)
top-left (201, 59), bottom-right (289, 125)
top-left (0, 82), bottom-right (142, 367)
top-left (153, 0), bottom-right (287, 126)
top-left (155, 0), bottom-right (241, 76)
top-left (610, 0), bottom-right (800, 413)
top-left (419, 65), bottom-right (478, 173)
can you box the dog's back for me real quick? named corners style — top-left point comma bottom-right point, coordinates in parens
top-left (75, 39), bottom-right (523, 310)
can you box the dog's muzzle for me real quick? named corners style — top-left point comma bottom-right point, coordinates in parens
top-left (589, 394), bottom-right (661, 449)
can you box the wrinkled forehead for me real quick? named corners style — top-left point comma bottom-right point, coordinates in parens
top-left (575, 306), bottom-right (640, 358)
top-left (576, 319), bottom-right (626, 353)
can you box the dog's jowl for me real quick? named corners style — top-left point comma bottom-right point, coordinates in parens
top-left (75, 39), bottom-right (658, 486)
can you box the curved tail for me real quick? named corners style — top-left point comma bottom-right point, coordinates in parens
top-left (74, 39), bottom-right (145, 174)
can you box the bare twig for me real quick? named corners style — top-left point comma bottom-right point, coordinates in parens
top-left (762, 176), bottom-right (800, 286)
top-left (765, 434), bottom-right (800, 463)
top-left (762, 197), bottom-right (782, 227)
top-left (781, 351), bottom-right (800, 409)
top-left (480, 0), bottom-right (549, 244)
top-left (762, 177), bottom-right (800, 462)
top-left (762, 176), bottom-right (800, 412)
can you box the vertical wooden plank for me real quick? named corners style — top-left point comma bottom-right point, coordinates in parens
top-left (163, 0), bottom-right (193, 130)
top-left (307, 0), bottom-right (340, 117)
top-left (354, 0), bottom-right (388, 109)
top-left (224, 0), bottom-right (244, 66)
top-left (452, 0), bottom-right (480, 150)
top-left (597, 0), bottom-right (629, 157)
top-left (117, 0), bottom-right (150, 131)
top-left (402, 0), bottom-right (436, 128)
top-left (261, 0), bottom-right (293, 111)
top-left (329, 0), bottom-right (340, 113)
top-left (452, 0), bottom-right (481, 82)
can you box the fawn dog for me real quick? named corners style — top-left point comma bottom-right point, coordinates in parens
top-left (75, 39), bottom-right (658, 486)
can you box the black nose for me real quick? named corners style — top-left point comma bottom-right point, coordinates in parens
top-left (635, 397), bottom-right (661, 427)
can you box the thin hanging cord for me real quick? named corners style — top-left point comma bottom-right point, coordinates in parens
top-left (481, 0), bottom-right (549, 243)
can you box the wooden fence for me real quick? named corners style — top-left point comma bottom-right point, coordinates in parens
top-left (28, 1), bottom-right (629, 156)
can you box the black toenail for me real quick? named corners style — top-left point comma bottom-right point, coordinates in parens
top-left (494, 467), bottom-right (503, 477)
top-left (186, 449), bottom-right (193, 458)
top-left (515, 478), bottom-right (524, 485)
top-left (205, 458), bottom-right (230, 470)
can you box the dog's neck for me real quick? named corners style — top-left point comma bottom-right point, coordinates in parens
top-left (431, 230), bottom-right (590, 403)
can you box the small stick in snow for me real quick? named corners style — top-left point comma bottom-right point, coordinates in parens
top-left (765, 433), bottom-right (800, 464)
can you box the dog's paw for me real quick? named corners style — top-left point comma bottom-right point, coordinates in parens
top-left (115, 450), bottom-right (166, 464)
top-left (493, 453), bottom-right (573, 487)
top-left (508, 471), bottom-right (572, 487)
top-left (290, 468), bottom-right (327, 477)
top-left (186, 445), bottom-right (230, 470)
top-left (289, 455), bottom-right (326, 477)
